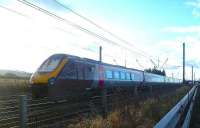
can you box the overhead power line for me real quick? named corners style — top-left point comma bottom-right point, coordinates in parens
top-left (52, 0), bottom-right (174, 66)
top-left (17, 0), bottom-right (152, 59)
top-left (16, 0), bottom-right (178, 70)
top-left (54, 0), bottom-right (150, 57)
top-left (160, 58), bottom-right (168, 69)
top-left (0, 4), bottom-right (30, 18)
top-left (1, 1), bottom-right (189, 73)
top-left (136, 59), bottom-right (144, 69)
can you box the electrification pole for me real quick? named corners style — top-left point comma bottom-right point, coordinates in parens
top-left (99, 46), bottom-right (102, 62)
top-left (99, 46), bottom-right (107, 117)
top-left (192, 66), bottom-right (194, 85)
top-left (183, 43), bottom-right (185, 84)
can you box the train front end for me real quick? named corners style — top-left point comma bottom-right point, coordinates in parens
top-left (30, 54), bottom-right (66, 97)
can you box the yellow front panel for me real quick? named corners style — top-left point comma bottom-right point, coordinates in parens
top-left (30, 58), bottom-right (67, 85)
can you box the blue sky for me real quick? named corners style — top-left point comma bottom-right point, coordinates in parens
top-left (66, 0), bottom-right (194, 26)
top-left (74, 0), bottom-right (199, 40)
top-left (0, 0), bottom-right (200, 79)
top-left (54, 0), bottom-right (200, 44)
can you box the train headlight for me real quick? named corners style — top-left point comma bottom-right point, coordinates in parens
top-left (48, 77), bottom-right (56, 86)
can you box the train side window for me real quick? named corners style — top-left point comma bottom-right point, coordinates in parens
top-left (106, 70), bottom-right (113, 79)
top-left (126, 72), bottom-right (131, 80)
top-left (131, 73), bottom-right (135, 80)
top-left (114, 71), bottom-right (120, 79)
top-left (120, 72), bottom-right (125, 80)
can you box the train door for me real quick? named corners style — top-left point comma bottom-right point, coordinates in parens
top-left (84, 63), bottom-right (95, 80)
top-left (77, 61), bottom-right (85, 80)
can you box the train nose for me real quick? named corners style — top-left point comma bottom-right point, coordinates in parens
top-left (30, 72), bottom-right (51, 85)
top-left (48, 77), bottom-right (56, 86)
top-left (29, 74), bottom-right (36, 84)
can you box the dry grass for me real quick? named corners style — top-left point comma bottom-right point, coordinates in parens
top-left (68, 86), bottom-right (190, 128)
top-left (0, 78), bottom-right (29, 86)
top-left (0, 77), bottom-right (30, 96)
top-left (0, 77), bottom-right (30, 128)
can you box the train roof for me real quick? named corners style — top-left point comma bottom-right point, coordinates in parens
top-left (63, 54), bottom-right (143, 72)
top-left (51, 53), bottom-right (181, 80)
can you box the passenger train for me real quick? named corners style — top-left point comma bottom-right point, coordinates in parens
top-left (30, 54), bottom-right (181, 97)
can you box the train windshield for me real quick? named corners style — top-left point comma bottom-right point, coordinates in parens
top-left (38, 55), bottom-right (64, 72)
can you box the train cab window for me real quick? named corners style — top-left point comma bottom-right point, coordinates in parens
top-left (126, 72), bottom-right (131, 80)
top-left (59, 61), bottom-right (77, 79)
top-left (131, 73), bottom-right (135, 80)
top-left (120, 72), bottom-right (125, 80)
top-left (114, 71), bottom-right (120, 79)
top-left (106, 70), bottom-right (113, 79)
top-left (38, 55), bottom-right (63, 72)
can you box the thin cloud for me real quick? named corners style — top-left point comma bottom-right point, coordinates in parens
top-left (186, 59), bottom-right (200, 68)
top-left (192, 8), bottom-right (200, 17)
top-left (185, 0), bottom-right (200, 17)
top-left (163, 26), bottom-right (200, 33)
top-left (185, 0), bottom-right (200, 8)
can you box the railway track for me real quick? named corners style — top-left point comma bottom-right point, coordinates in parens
top-left (0, 92), bottom-right (104, 128)
top-left (0, 85), bottom-right (190, 128)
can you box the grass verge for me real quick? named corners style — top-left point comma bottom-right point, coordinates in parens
top-left (0, 77), bottom-right (29, 96)
top-left (68, 86), bottom-right (190, 128)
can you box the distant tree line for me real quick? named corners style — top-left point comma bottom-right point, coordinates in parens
top-left (0, 73), bottom-right (31, 79)
top-left (145, 68), bottom-right (166, 76)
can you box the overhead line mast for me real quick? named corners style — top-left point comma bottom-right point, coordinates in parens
top-left (183, 43), bottom-right (185, 84)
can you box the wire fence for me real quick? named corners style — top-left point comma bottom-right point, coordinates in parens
top-left (0, 84), bottom-right (193, 128)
